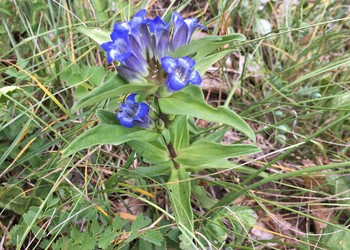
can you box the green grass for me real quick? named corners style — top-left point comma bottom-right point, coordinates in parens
top-left (1, 0), bottom-right (349, 249)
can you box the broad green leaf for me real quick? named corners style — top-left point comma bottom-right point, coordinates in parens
top-left (97, 109), bottom-right (119, 125)
top-left (326, 175), bottom-right (350, 216)
top-left (171, 35), bottom-right (221, 58)
top-left (176, 141), bottom-right (260, 166)
top-left (331, 92), bottom-right (350, 109)
top-left (120, 161), bottom-right (172, 178)
top-left (76, 26), bottom-right (111, 45)
top-left (72, 80), bottom-right (157, 111)
top-left (62, 124), bottom-right (160, 157)
top-left (0, 185), bottom-right (42, 215)
top-left (203, 205), bottom-right (256, 247)
top-left (170, 115), bottom-right (189, 151)
top-left (171, 34), bottom-right (246, 62)
top-left (97, 227), bottom-right (116, 250)
top-left (112, 214), bottom-right (128, 231)
top-left (205, 128), bottom-right (229, 143)
top-left (227, 205), bottom-right (257, 245)
top-left (167, 168), bottom-right (194, 249)
top-left (186, 159), bottom-right (269, 178)
top-left (140, 230), bottom-right (164, 246)
top-left (128, 139), bottom-right (169, 163)
top-left (195, 49), bottom-right (234, 76)
top-left (131, 214), bottom-right (152, 231)
top-left (320, 225), bottom-right (350, 250)
top-left (191, 185), bottom-right (217, 209)
top-left (91, 0), bottom-right (109, 23)
top-left (159, 85), bottom-right (256, 141)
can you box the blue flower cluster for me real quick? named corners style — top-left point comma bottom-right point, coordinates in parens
top-left (101, 9), bottom-right (205, 92)
top-left (101, 10), bottom-right (205, 128)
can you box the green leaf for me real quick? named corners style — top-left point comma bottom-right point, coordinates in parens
top-left (112, 214), bottom-right (128, 231)
top-left (167, 168), bottom-right (194, 248)
top-left (8, 223), bottom-right (27, 246)
top-left (120, 161), bottom-right (172, 178)
top-left (227, 205), bottom-right (257, 245)
top-left (159, 86), bottom-right (256, 141)
top-left (170, 116), bottom-right (189, 151)
top-left (0, 185), bottom-right (42, 215)
top-left (62, 124), bottom-right (160, 157)
top-left (176, 141), bottom-right (261, 166)
top-left (203, 205), bottom-right (256, 247)
top-left (72, 77), bottom-right (156, 111)
top-left (185, 159), bottom-right (269, 178)
top-left (320, 225), bottom-right (350, 250)
top-left (140, 230), bottom-right (164, 246)
top-left (326, 175), bottom-right (350, 216)
top-left (331, 92), bottom-right (350, 109)
top-left (76, 26), bottom-right (111, 45)
top-left (97, 227), bottom-right (116, 250)
top-left (191, 185), bottom-right (217, 209)
top-left (128, 139), bottom-right (169, 163)
top-left (195, 49), bottom-right (233, 76)
top-left (23, 206), bottom-right (41, 226)
top-left (171, 35), bottom-right (221, 58)
top-left (171, 34), bottom-right (246, 62)
top-left (97, 109), bottom-right (119, 125)
top-left (131, 214), bottom-right (152, 231)
top-left (91, 0), bottom-right (109, 23)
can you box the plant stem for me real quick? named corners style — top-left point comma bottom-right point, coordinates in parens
top-left (155, 96), bottom-right (180, 169)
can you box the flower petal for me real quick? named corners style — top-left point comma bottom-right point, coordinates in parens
top-left (166, 74), bottom-right (187, 91)
top-left (135, 102), bottom-right (150, 119)
top-left (155, 30), bottom-right (170, 60)
top-left (171, 21), bottom-right (188, 51)
top-left (126, 93), bottom-right (137, 103)
top-left (178, 56), bottom-right (195, 69)
top-left (119, 115), bottom-right (134, 128)
top-left (149, 16), bottom-right (168, 34)
top-left (189, 70), bottom-right (202, 85)
top-left (117, 66), bottom-right (147, 84)
top-left (102, 30), bottom-right (131, 63)
top-left (130, 9), bottom-right (147, 27)
top-left (161, 57), bottom-right (178, 73)
top-left (123, 54), bottom-right (148, 76)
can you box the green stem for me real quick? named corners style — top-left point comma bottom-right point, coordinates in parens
top-left (155, 96), bottom-right (180, 169)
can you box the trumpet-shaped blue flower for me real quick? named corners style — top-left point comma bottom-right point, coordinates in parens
top-left (161, 56), bottom-right (201, 91)
top-left (117, 94), bottom-right (152, 128)
top-left (149, 16), bottom-right (169, 60)
top-left (171, 12), bottom-right (206, 51)
top-left (101, 30), bottom-right (131, 64)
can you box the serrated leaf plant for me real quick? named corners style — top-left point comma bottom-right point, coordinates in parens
top-left (64, 9), bottom-right (260, 249)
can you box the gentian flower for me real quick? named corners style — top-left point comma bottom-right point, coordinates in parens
top-left (161, 56), bottom-right (201, 91)
top-left (171, 12), bottom-right (206, 51)
top-left (101, 9), bottom-right (205, 91)
top-left (117, 93), bottom-right (153, 128)
top-left (101, 29), bottom-right (131, 64)
top-left (149, 16), bottom-right (170, 61)
top-left (101, 10), bottom-right (151, 79)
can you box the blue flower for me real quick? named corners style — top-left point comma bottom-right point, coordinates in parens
top-left (117, 94), bottom-right (152, 128)
top-left (161, 56), bottom-right (202, 91)
top-left (149, 16), bottom-right (170, 61)
top-left (101, 10), bottom-right (150, 77)
top-left (101, 10), bottom-right (205, 87)
top-left (114, 10), bottom-right (153, 60)
top-left (171, 12), bottom-right (206, 51)
top-left (101, 29), bottom-right (131, 64)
